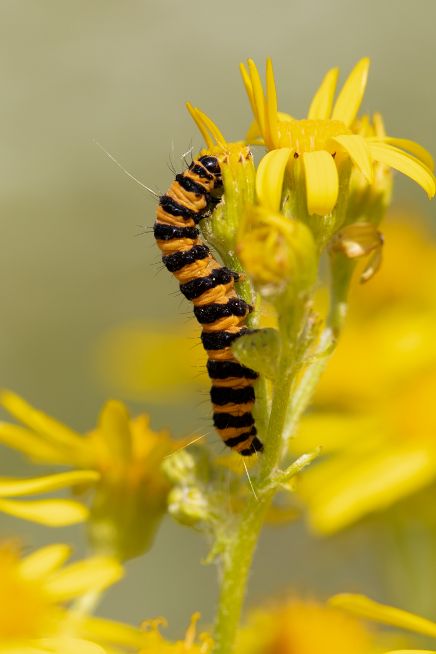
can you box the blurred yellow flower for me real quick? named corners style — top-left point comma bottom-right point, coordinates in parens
top-left (0, 541), bottom-right (147, 654)
top-left (332, 593), bottom-right (436, 653)
top-left (240, 58), bottom-right (434, 215)
top-left (292, 218), bottom-right (436, 533)
top-left (0, 392), bottom-right (182, 560)
top-left (94, 321), bottom-right (208, 403)
top-left (235, 597), bottom-right (383, 654)
top-left (316, 217), bottom-right (436, 409)
top-left (139, 613), bottom-right (212, 654)
top-left (0, 470), bottom-right (99, 527)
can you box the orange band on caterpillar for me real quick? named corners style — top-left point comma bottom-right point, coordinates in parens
top-left (153, 155), bottom-right (263, 456)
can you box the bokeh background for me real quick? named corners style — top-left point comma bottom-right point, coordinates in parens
top-left (1, 0), bottom-right (435, 635)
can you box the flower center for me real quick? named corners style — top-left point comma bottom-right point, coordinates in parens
top-left (277, 119), bottom-right (351, 155)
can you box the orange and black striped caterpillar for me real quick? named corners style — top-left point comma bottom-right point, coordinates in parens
top-left (154, 155), bottom-right (263, 456)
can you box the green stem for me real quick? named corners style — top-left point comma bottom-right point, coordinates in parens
top-left (328, 254), bottom-right (355, 337)
top-left (212, 355), bottom-right (295, 654)
top-left (282, 328), bottom-right (334, 441)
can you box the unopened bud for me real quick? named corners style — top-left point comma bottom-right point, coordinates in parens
top-left (167, 486), bottom-right (209, 526)
top-left (161, 449), bottom-right (196, 485)
top-left (237, 206), bottom-right (317, 301)
top-left (347, 114), bottom-right (393, 225)
top-left (199, 142), bottom-right (256, 258)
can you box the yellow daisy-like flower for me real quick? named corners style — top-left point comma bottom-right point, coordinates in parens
top-left (332, 593), bottom-right (436, 654)
top-left (235, 596), bottom-right (384, 654)
top-left (0, 541), bottom-right (147, 654)
top-left (295, 373), bottom-right (436, 534)
top-left (240, 57), bottom-right (435, 216)
top-left (291, 218), bottom-right (436, 534)
top-left (0, 392), bottom-right (181, 560)
top-left (139, 613), bottom-right (212, 654)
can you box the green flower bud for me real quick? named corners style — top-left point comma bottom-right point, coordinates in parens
top-left (167, 486), bottom-right (210, 526)
top-left (237, 206), bottom-right (317, 306)
top-left (161, 449), bottom-right (196, 485)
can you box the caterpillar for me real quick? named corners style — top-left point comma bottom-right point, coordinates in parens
top-left (154, 154), bottom-right (263, 456)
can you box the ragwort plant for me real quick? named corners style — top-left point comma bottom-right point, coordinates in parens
top-left (0, 57), bottom-right (434, 654)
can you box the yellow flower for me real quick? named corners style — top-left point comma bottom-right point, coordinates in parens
top-left (139, 613), bottom-right (212, 654)
top-left (331, 593), bottom-right (436, 653)
top-left (0, 541), bottom-right (146, 654)
top-left (235, 596), bottom-right (384, 654)
top-left (240, 57), bottom-right (435, 216)
top-left (314, 216), bottom-right (436, 410)
top-left (95, 321), bottom-right (208, 404)
top-left (0, 392), bottom-right (181, 560)
top-left (291, 218), bottom-right (436, 534)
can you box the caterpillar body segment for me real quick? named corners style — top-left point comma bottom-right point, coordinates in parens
top-left (154, 155), bottom-right (263, 456)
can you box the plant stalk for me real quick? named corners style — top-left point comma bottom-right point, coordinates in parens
top-left (211, 355), bottom-right (295, 654)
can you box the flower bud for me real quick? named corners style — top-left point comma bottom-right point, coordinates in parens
top-left (200, 142), bottom-right (256, 257)
top-left (347, 114), bottom-right (393, 226)
top-left (237, 206), bottom-right (317, 303)
top-left (167, 486), bottom-right (210, 526)
top-left (161, 449), bottom-right (196, 485)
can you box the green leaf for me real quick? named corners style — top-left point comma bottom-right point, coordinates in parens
top-left (232, 328), bottom-right (280, 380)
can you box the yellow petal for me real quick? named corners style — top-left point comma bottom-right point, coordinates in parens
top-left (306, 444), bottom-right (436, 534)
top-left (0, 423), bottom-right (66, 463)
top-left (330, 594), bottom-right (436, 639)
top-left (20, 544), bottom-right (72, 580)
top-left (240, 62), bottom-right (256, 119)
top-left (278, 111), bottom-right (294, 122)
top-left (44, 556), bottom-right (123, 601)
top-left (384, 651), bottom-right (436, 653)
top-left (98, 401), bottom-right (131, 463)
top-left (247, 59), bottom-right (266, 136)
top-left (0, 390), bottom-right (84, 454)
top-left (330, 134), bottom-right (373, 182)
top-left (302, 150), bottom-right (339, 215)
top-left (265, 57), bottom-right (279, 147)
top-left (192, 107), bottom-right (226, 147)
top-left (256, 148), bottom-right (292, 211)
top-left (186, 104), bottom-right (227, 148)
top-left (331, 58), bottom-right (370, 126)
top-left (368, 142), bottom-right (436, 197)
top-left (37, 638), bottom-right (106, 654)
top-left (186, 103), bottom-right (213, 149)
top-left (83, 616), bottom-right (148, 649)
top-left (245, 119), bottom-right (264, 145)
top-left (0, 647), bottom-right (47, 654)
top-left (368, 137), bottom-right (434, 171)
top-left (308, 67), bottom-right (339, 120)
top-left (0, 470), bottom-right (99, 497)
top-left (0, 498), bottom-right (89, 526)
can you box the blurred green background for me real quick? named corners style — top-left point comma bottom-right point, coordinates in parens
top-left (1, 0), bottom-right (435, 635)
